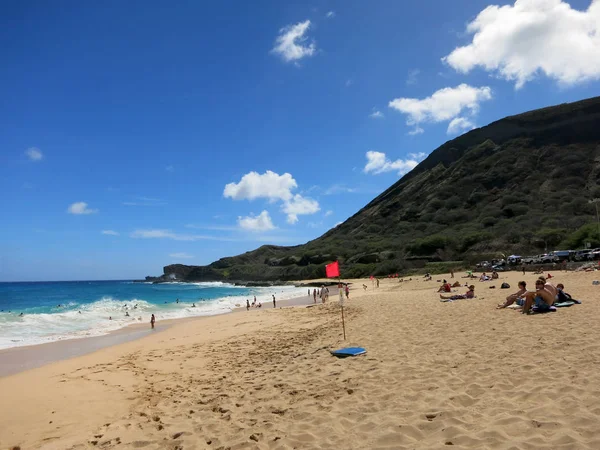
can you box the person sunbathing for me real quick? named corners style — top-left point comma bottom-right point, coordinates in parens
top-left (497, 281), bottom-right (528, 308)
top-left (437, 280), bottom-right (451, 292)
top-left (491, 271), bottom-right (499, 279)
top-left (479, 272), bottom-right (490, 281)
top-left (522, 279), bottom-right (555, 314)
top-left (452, 281), bottom-right (461, 287)
top-left (440, 285), bottom-right (475, 300)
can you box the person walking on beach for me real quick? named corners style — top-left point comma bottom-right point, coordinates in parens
top-left (272, 294), bottom-right (276, 308)
top-left (345, 284), bottom-right (350, 299)
top-left (150, 314), bottom-right (155, 329)
top-left (246, 299), bottom-right (250, 311)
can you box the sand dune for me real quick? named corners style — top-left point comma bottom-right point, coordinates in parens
top-left (1, 269), bottom-right (600, 449)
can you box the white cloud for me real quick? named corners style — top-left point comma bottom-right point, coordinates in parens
top-left (325, 210), bottom-right (333, 217)
top-left (169, 252), bottom-right (194, 259)
top-left (224, 170), bottom-right (297, 202)
top-left (408, 127), bottom-right (424, 136)
top-left (67, 202), bottom-right (98, 215)
top-left (130, 229), bottom-right (235, 241)
top-left (25, 147), bottom-right (43, 162)
top-left (447, 117), bottom-right (476, 135)
top-left (271, 20), bottom-right (316, 63)
top-left (282, 194), bottom-right (320, 224)
top-left (325, 11), bottom-right (336, 18)
top-left (238, 210), bottom-right (276, 232)
top-left (224, 170), bottom-right (320, 224)
top-left (324, 184), bottom-right (358, 195)
top-left (443, 0), bottom-right (600, 88)
top-left (406, 69), bottom-right (420, 85)
top-left (389, 84), bottom-right (492, 134)
top-left (101, 230), bottom-right (119, 236)
top-left (408, 152), bottom-right (427, 160)
top-left (363, 150), bottom-right (426, 176)
top-left (165, 165), bottom-right (174, 172)
top-left (369, 110), bottom-right (384, 119)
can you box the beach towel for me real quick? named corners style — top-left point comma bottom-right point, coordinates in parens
top-left (330, 347), bottom-right (367, 358)
top-left (554, 301), bottom-right (576, 307)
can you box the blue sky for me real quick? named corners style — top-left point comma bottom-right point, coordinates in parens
top-left (2, 0), bottom-right (600, 281)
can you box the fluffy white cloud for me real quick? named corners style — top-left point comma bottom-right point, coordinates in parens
top-left (443, 0), bottom-right (600, 88)
top-left (169, 252), bottom-right (194, 259)
top-left (101, 230), bottom-right (119, 236)
top-left (224, 170), bottom-right (320, 224)
top-left (271, 20), bottom-right (316, 63)
top-left (369, 110), bottom-right (384, 119)
top-left (363, 150), bottom-right (425, 176)
top-left (389, 84), bottom-right (492, 133)
top-left (238, 210), bottom-right (276, 232)
top-left (325, 210), bottom-right (333, 217)
top-left (447, 117), bottom-right (476, 135)
top-left (224, 170), bottom-right (297, 202)
top-left (282, 194), bottom-right (320, 224)
top-left (67, 202), bottom-right (98, 215)
top-left (325, 11), bottom-right (335, 18)
top-left (25, 147), bottom-right (43, 161)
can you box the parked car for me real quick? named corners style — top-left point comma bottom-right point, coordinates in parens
top-left (532, 254), bottom-right (554, 264)
top-left (491, 265), bottom-right (505, 271)
top-left (551, 250), bottom-right (572, 262)
top-left (521, 256), bottom-right (535, 265)
top-left (574, 249), bottom-right (592, 261)
top-left (476, 261), bottom-right (491, 269)
top-left (588, 248), bottom-right (600, 260)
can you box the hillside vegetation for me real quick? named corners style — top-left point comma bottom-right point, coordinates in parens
top-left (160, 97), bottom-right (600, 282)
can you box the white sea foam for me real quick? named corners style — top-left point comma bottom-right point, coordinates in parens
top-left (0, 285), bottom-right (305, 349)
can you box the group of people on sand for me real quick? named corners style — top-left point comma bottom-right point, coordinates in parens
top-left (311, 287), bottom-right (331, 303)
top-left (246, 296), bottom-right (263, 310)
top-left (478, 271), bottom-right (499, 281)
top-left (496, 277), bottom-right (576, 314)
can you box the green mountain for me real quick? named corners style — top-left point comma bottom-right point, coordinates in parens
top-left (159, 97), bottom-right (600, 282)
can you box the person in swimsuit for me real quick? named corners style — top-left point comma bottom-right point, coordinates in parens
top-left (521, 279), bottom-right (555, 314)
top-left (150, 314), bottom-right (156, 328)
top-left (440, 285), bottom-right (475, 300)
top-left (497, 281), bottom-right (528, 308)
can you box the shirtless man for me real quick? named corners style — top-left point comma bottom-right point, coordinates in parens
top-left (521, 278), bottom-right (555, 314)
top-left (497, 281), bottom-right (528, 308)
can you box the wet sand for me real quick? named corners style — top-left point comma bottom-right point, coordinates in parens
top-left (0, 291), bottom-right (323, 378)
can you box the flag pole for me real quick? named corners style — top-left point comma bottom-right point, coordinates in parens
top-left (339, 274), bottom-right (346, 340)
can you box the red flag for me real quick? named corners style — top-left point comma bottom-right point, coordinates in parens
top-left (326, 261), bottom-right (340, 278)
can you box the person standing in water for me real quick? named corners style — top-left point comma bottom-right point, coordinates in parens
top-left (272, 294), bottom-right (276, 308)
top-left (246, 299), bottom-right (250, 311)
top-left (150, 314), bottom-right (155, 329)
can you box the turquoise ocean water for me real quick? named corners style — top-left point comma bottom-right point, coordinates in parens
top-left (0, 280), bottom-right (305, 349)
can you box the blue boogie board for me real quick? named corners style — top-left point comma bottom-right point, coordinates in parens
top-left (330, 347), bottom-right (367, 357)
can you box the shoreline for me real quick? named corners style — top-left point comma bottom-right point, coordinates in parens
top-left (0, 289), bottom-right (332, 378)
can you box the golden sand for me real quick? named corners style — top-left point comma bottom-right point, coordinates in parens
top-left (1, 269), bottom-right (600, 449)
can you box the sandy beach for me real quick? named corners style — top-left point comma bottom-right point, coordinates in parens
top-left (2, 270), bottom-right (600, 449)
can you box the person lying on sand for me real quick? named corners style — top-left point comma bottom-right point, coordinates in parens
top-left (497, 281), bottom-right (528, 308)
top-left (437, 280), bottom-right (451, 292)
top-left (440, 285), bottom-right (475, 301)
top-left (521, 279), bottom-right (555, 314)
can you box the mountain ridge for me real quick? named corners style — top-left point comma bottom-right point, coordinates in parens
top-left (156, 96), bottom-right (600, 282)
